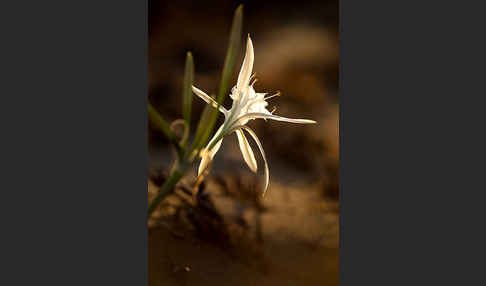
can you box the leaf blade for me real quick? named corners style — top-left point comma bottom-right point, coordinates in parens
top-left (190, 104), bottom-right (214, 157)
top-left (181, 52), bottom-right (194, 148)
top-left (217, 4), bottom-right (243, 103)
top-left (182, 52), bottom-right (194, 129)
top-left (148, 103), bottom-right (180, 152)
top-left (189, 5), bottom-right (244, 155)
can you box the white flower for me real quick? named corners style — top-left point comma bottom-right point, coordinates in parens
top-left (192, 36), bottom-right (316, 195)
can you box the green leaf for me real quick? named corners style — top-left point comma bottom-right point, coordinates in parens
top-left (148, 103), bottom-right (180, 151)
top-left (181, 52), bottom-right (194, 148)
top-left (182, 52), bottom-right (194, 130)
top-left (190, 104), bottom-right (214, 157)
top-left (217, 4), bottom-right (243, 103)
top-left (189, 5), bottom-right (243, 156)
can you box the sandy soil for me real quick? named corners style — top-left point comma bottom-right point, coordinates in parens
top-left (148, 168), bottom-right (339, 286)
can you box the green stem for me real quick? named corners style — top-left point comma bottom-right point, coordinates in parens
top-left (148, 166), bottom-right (185, 217)
top-left (206, 117), bottom-right (242, 152)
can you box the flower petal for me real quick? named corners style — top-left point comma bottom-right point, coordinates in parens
top-left (198, 138), bottom-right (223, 176)
top-left (198, 125), bottom-right (224, 176)
top-left (236, 129), bottom-right (257, 172)
top-left (236, 112), bottom-right (316, 125)
top-left (236, 36), bottom-right (254, 96)
top-left (240, 126), bottom-right (269, 196)
top-left (192, 85), bottom-right (228, 114)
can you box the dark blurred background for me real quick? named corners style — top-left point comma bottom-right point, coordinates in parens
top-left (149, 1), bottom-right (339, 285)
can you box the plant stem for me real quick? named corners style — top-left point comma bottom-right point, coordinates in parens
top-left (148, 166), bottom-right (185, 217)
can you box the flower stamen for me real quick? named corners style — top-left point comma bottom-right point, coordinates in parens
top-left (264, 91), bottom-right (281, 101)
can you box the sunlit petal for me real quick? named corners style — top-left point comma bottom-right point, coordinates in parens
top-left (197, 125), bottom-right (224, 176)
top-left (236, 36), bottom-right (254, 95)
top-left (192, 85), bottom-right (228, 114)
top-left (198, 138), bottom-right (223, 176)
top-left (236, 129), bottom-right (257, 172)
top-left (236, 112), bottom-right (316, 125)
top-left (240, 126), bottom-right (269, 196)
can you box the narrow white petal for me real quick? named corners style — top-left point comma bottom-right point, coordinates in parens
top-left (198, 151), bottom-right (210, 177)
top-left (197, 125), bottom-right (224, 176)
top-left (198, 138), bottom-right (223, 176)
top-left (236, 112), bottom-right (316, 125)
top-left (240, 126), bottom-right (269, 196)
top-left (236, 129), bottom-right (257, 172)
top-left (236, 36), bottom-right (254, 95)
top-left (192, 85), bottom-right (228, 114)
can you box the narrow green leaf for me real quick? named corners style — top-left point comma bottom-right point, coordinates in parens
top-left (148, 103), bottom-right (180, 151)
top-left (182, 52), bottom-right (194, 130)
top-left (217, 4), bottom-right (243, 103)
top-left (189, 5), bottom-right (243, 156)
top-left (181, 52), bottom-right (194, 148)
top-left (190, 104), bottom-right (214, 157)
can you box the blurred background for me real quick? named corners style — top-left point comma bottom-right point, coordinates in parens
top-left (148, 0), bottom-right (339, 285)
